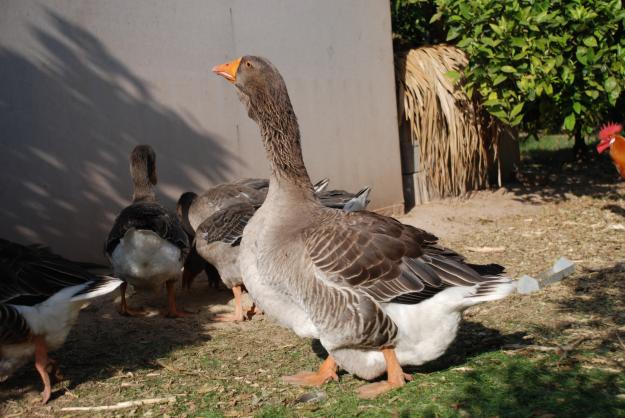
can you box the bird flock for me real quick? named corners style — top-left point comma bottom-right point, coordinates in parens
top-left (3, 55), bottom-right (620, 405)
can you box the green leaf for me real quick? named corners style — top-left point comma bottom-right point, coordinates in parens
top-left (605, 77), bottom-right (617, 92)
top-left (511, 113), bottom-right (524, 126)
top-left (429, 12), bottom-right (443, 23)
top-left (489, 23), bottom-right (503, 35)
top-left (490, 109), bottom-right (508, 119)
top-left (583, 36), bottom-right (597, 47)
top-left (493, 74), bottom-right (507, 86)
top-left (447, 28), bottom-right (461, 41)
top-left (564, 113), bottom-right (576, 131)
top-left (573, 102), bottom-right (582, 114)
top-left (501, 65), bottom-right (516, 73)
top-left (576, 46), bottom-right (588, 65)
top-left (510, 102), bottom-right (524, 117)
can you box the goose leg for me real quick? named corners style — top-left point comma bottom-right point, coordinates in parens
top-left (181, 259), bottom-right (201, 290)
top-left (213, 285), bottom-right (245, 322)
top-left (357, 348), bottom-right (407, 399)
top-left (165, 279), bottom-right (192, 318)
top-left (33, 335), bottom-right (52, 404)
top-left (118, 282), bottom-right (148, 317)
top-left (282, 355), bottom-right (339, 386)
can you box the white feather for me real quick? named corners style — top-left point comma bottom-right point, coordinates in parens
top-left (329, 280), bottom-right (517, 380)
top-left (1, 278), bottom-right (121, 379)
top-left (111, 228), bottom-right (182, 290)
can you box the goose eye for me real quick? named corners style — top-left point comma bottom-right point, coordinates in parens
top-left (245, 61), bottom-right (253, 68)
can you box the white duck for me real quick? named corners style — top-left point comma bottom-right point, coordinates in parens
top-left (213, 56), bottom-right (517, 398)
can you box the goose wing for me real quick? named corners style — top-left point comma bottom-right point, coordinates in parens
top-left (0, 238), bottom-right (95, 304)
top-left (105, 202), bottom-right (190, 256)
top-left (196, 202), bottom-right (256, 247)
top-left (303, 210), bottom-right (503, 304)
top-left (316, 187), bottom-right (370, 211)
top-left (233, 178), bottom-right (269, 191)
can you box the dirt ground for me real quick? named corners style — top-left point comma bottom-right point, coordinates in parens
top-left (2, 152), bottom-right (624, 417)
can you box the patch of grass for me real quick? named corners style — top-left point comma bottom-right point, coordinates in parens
top-left (520, 134), bottom-right (575, 154)
top-left (278, 351), bottom-right (625, 418)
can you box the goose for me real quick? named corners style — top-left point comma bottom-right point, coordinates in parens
top-left (0, 238), bottom-right (122, 403)
top-left (106, 145), bottom-right (190, 317)
top-left (177, 192), bottom-right (223, 290)
top-left (212, 56), bottom-right (517, 398)
top-left (180, 179), bottom-right (371, 322)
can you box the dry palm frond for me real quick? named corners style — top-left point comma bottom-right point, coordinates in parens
top-left (396, 45), bottom-right (507, 203)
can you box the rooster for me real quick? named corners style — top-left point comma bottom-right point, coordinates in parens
top-left (597, 122), bottom-right (625, 178)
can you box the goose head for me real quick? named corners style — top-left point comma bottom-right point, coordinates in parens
top-left (130, 145), bottom-right (157, 185)
top-left (212, 56), bottom-right (292, 123)
top-left (130, 145), bottom-right (157, 202)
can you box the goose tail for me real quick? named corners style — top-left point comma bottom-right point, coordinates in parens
top-left (343, 186), bottom-right (371, 212)
top-left (313, 178), bottom-right (330, 193)
top-left (461, 277), bottom-right (517, 308)
top-left (70, 276), bottom-right (123, 302)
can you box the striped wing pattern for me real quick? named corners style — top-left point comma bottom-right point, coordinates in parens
top-left (196, 203), bottom-right (256, 247)
top-left (304, 211), bottom-right (505, 304)
top-left (0, 238), bottom-right (94, 305)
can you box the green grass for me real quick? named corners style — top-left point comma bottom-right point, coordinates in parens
top-left (252, 351), bottom-right (625, 418)
top-left (520, 134), bottom-right (575, 154)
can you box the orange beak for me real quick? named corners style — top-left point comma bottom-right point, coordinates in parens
top-left (212, 57), bottom-right (242, 83)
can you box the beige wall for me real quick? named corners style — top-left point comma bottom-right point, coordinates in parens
top-left (0, 0), bottom-right (403, 262)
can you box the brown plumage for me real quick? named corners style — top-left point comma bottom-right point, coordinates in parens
top-left (106, 145), bottom-right (190, 318)
top-left (214, 55), bottom-right (517, 398)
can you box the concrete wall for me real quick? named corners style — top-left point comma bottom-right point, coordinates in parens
top-left (0, 0), bottom-right (403, 262)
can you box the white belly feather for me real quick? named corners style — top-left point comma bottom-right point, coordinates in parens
top-left (330, 284), bottom-right (514, 380)
top-left (111, 229), bottom-right (182, 290)
top-left (239, 210), bottom-right (318, 339)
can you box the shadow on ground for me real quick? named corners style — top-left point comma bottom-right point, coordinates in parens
top-left (0, 285), bottom-right (235, 405)
top-left (506, 148), bottom-right (624, 204)
top-left (441, 354), bottom-right (625, 418)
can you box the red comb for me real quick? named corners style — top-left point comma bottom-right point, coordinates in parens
top-left (598, 122), bottom-right (623, 141)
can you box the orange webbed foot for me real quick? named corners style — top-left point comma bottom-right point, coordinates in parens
top-left (357, 380), bottom-right (404, 399)
top-left (357, 348), bottom-right (407, 399)
top-left (282, 356), bottom-right (338, 387)
top-left (282, 370), bottom-right (339, 386)
top-left (211, 312), bottom-right (245, 322)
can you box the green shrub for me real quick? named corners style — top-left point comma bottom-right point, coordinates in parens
top-left (392, 0), bottom-right (625, 146)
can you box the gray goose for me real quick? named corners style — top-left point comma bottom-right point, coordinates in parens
top-left (177, 192), bottom-right (223, 290)
top-left (0, 238), bottom-right (121, 403)
top-left (106, 145), bottom-right (190, 317)
top-left (179, 178), bottom-right (369, 322)
top-left (213, 56), bottom-right (517, 398)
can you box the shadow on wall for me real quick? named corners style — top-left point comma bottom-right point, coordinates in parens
top-left (0, 8), bottom-right (238, 262)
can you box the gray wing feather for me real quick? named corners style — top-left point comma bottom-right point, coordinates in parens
top-left (196, 203), bottom-right (256, 247)
top-left (304, 210), bottom-right (506, 304)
